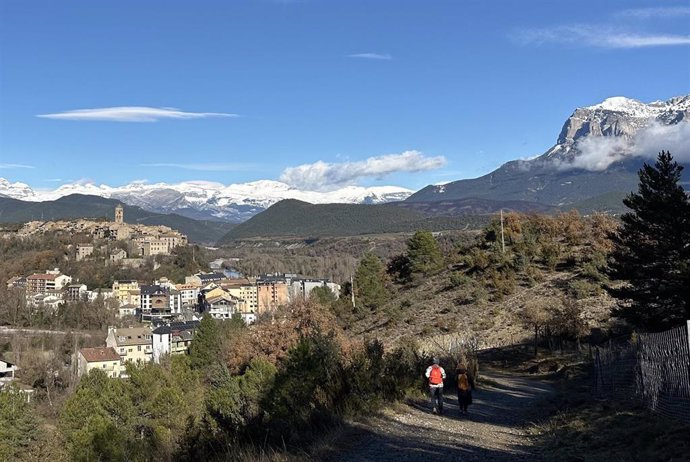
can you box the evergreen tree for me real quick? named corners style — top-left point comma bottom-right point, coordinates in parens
top-left (189, 314), bottom-right (222, 370)
top-left (0, 384), bottom-right (39, 460)
top-left (607, 151), bottom-right (690, 331)
top-left (406, 230), bottom-right (444, 275)
top-left (354, 253), bottom-right (388, 314)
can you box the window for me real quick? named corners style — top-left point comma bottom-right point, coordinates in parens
top-left (102, 364), bottom-right (106, 368)
top-left (137, 345), bottom-right (141, 351)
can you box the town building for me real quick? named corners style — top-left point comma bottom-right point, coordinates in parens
top-left (256, 276), bottom-right (289, 312)
top-left (110, 248), bottom-right (127, 262)
top-left (185, 272), bottom-right (225, 286)
top-left (26, 269), bottom-right (72, 295)
top-left (113, 280), bottom-right (139, 305)
top-left (118, 304), bottom-right (138, 318)
top-left (77, 347), bottom-right (123, 379)
top-left (289, 278), bottom-right (340, 301)
top-left (76, 243), bottom-right (94, 261)
top-left (151, 321), bottom-right (200, 363)
top-left (64, 284), bottom-right (88, 302)
top-left (140, 285), bottom-right (172, 322)
top-left (221, 278), bottom-right (258, 312)
top-left (106, 326), bottom-right (153, 364)
top-left (6, 276), bottom-right (27, 290)
top-left (176, 283), bottom-right (200, 308)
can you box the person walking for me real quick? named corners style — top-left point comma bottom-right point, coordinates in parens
top-left (425, 357), bottom-right (446, 414)
top-left (456, 363), bottom-right (475, 415)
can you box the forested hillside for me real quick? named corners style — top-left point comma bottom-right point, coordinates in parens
top-left (218, 199), bottom-right (488, 243)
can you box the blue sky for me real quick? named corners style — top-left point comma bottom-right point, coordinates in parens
top-left (1, 0), bottom-right (689, 192)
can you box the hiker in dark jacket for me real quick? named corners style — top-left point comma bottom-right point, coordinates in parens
top-left (455, 364), bottom-right (475, 415)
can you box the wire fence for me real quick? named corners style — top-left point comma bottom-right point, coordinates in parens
top-left (593, 321), bottom-right (690, 423)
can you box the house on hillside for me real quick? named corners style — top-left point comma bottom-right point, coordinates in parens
top-left (76, 243), bottom-right (94, 261)
top-left (110, 248), bottom-right (127, 262)
top-left (106, 326), bottom-right (153, 364)
top-left (77, 347), bottom-right (123, 379)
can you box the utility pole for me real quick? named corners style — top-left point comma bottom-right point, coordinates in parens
top-left (350, 274), bottom-right (356, 309)
top-left (500, 209), bottom-right (506, 253)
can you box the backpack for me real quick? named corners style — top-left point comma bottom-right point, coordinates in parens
top-left (429, 365), bottom-right (443, 385)
top-left (458, 373), bottom-right (470, 391)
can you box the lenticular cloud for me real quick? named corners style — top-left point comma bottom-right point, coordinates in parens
top-left (37, 106), bottom-right (237, 122)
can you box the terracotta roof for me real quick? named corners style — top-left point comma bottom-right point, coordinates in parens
top-left (27, 274), bottom-right (58, 280)
top-left (80, 347), bottom-right (121, 363)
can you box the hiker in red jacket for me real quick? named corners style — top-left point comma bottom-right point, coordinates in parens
top-left (425, 357), bottom-right (446, 414)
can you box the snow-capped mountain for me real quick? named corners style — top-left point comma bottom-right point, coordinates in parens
top-left (408, 94), bottom-right (690, 206)
top-left (0, 178), bottom-right (413, 222)
top-left (543, 95), bottom-right (690, 163)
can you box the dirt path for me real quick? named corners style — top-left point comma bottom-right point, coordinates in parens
top-left (326, 370), bottom-right (555, 462)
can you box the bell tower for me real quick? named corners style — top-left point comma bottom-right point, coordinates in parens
top-left (115, 204), bottom-right (124, 224)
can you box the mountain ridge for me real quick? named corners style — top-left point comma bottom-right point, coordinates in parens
top-left (0, 178), bottom-right (413, 222)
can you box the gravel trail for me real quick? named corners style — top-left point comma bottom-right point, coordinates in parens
top-left (327, 370), bottom-right (555, 462)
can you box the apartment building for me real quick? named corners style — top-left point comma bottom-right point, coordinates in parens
top-left (256, 281), bottom-right (288, 312)
top-left (221, 278), bottom-right (258, 312)
top-left (26, 269), bottom-right (72, 295)
top-left (140, 285), bottom-right (172, 322)
top-left (176, 283), bottom-right (200, 308)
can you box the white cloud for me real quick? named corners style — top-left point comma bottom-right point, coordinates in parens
top-left (141, 162), bottom-right (258, 171)
top-left (555, 121), bottom-right (690, 171)
top-left (0, 163), bottom-right (34, 169)
top-left (279, 150), bottom-right (446, 191)
top-left (347, 53), bottom-right (392, 60)
top-left (513, 25), bottom-right (690, 48)
top-left (617, 7), bottom-right (690, 19)
top-left (37, 106), bottom-right (238, 122)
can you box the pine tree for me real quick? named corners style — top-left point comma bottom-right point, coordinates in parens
top-left (607, 151), bottom-right (690, 331)
top-left (354, 253), bottom-right (388, 314)
top-left (0, 384), bottom-right (39, 460)
top-left (189, 314), bottom-right (222, 370)
top-left (406, 230), bottom-right (444, 275)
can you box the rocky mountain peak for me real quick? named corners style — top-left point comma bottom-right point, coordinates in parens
top-left (555, 94), bottom-right (689, 149)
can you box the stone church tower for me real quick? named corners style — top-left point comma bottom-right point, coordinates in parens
top-left (115, 204), bottom-right (124, 224)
